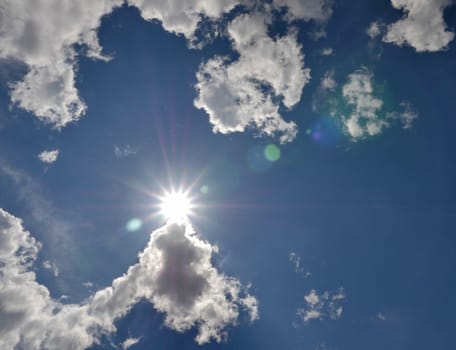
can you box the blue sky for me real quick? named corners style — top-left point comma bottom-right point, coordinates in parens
top-left (1, 1), bottom-right (456, 349)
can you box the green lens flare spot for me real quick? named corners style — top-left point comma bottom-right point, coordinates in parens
top-left (264, 144), bottom-right (281, 162)
top-left (200, 185), bottom-right (209, 194)
top-left (126, 218), bottom-right (142, 232)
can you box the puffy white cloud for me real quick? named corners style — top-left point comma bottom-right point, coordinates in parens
top-left (0, 208), bottom-right (96, 349)
top-left (382, 0), bottom-right (455, 52)
top-left (0, 208), bottom-right (257, 349)
top-left (273, 0), bottom-right (333, 22)
top-left (0, 0), bottom-right (122, 127)
top-left (195, 12), bottom-right (310, 143)
top-left (89, 222), bottom-right (258, 344)
top-left (38, 149), bottom-right (59, 164)
top-left (297, 288), bottom-right (345, 323)
top-left (127, 0), bottom-right (241, 41)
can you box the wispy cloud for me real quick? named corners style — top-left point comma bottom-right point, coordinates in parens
top-left (114, 145), bottom-right (138, 158)
top-left (297, 287), bottom-right (346, 323)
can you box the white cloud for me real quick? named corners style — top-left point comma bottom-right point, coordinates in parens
top-left (195, 12), bottom-right (310, 143)
top-left (321, 47), bottom-right (334, 56)
top-left (0, 208), bottom-right (258, 349)
top-left (333, 68), bottom-right (418, 140)
top-left (127, 0), bottom-right (241, 42)
top-left (114, 145), bottom-right (138, 158)
top-left (89, 222), bottom-right (258, 345)
top-left (273, 0), bottom-right (333, 22)
top-left (38, 149), bottom-right (59, 164)
top-left (382, 0), bottom-right (455, 52)
top-left (366, 21), bottom-right (385, 39)
top-left (313, 67), bottom-right (418, 139)
top-left (297, 287), bottom-right (345, 323)
top-left (122, 337), bottom-right (141, 349)
top-left (341, 67), bottom-right (386, 139)
top-left (0, 0), bottom-right (243, 127)
top-left (0, 0), bottom-right (122, 128)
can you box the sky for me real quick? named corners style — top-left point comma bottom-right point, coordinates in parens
top-left (0, 0), bottom-right (456, 349)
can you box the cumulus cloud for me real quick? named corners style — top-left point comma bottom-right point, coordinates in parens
top-left (0, 0), bottom-right (123, 128)
top-left (0, 208), bottom-right (257, 349)
top-left (127, 0), bottom-right (241, 44)
top-left (38, 149), bottom-right (59, 164)
top-left (297, 288), bottom-right (345, 323)
top-left (380, 0), bottom-right (455, 52)
top-left (195, 12), bottom-right (310, 143)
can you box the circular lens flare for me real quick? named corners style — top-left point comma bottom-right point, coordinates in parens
top-left (159, 190), bottom-right (193, 222)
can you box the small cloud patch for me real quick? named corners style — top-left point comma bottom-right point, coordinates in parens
top-left (38, 149), bottom-right (59, 164)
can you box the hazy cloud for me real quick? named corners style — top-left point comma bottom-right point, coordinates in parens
top-left (114, 145), bottom-right (138, 158)
top-left (320, 70), bottom-right (337, 91)
top-left (377, 312), bottom-right (387, 321)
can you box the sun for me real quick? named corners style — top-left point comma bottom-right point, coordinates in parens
top-left (159, 190), bottom-right (193, 222)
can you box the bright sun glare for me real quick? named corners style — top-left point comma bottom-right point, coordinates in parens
top-left (159, 191), bottom-right (193, 222)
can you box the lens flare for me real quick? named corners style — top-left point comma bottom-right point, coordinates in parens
top-left (159, 190), bottom-right (193, 222)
